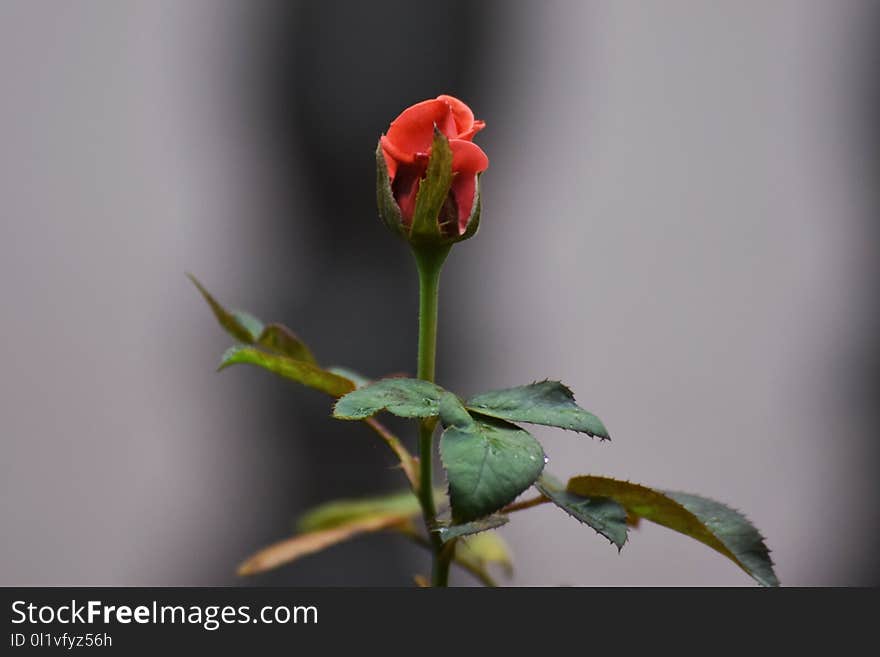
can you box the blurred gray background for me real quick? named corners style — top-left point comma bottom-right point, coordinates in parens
top-left (2, 0), bottom-right (878, 586)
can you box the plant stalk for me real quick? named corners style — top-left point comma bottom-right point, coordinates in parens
top-left (412, 244), bottom-right (452, 587)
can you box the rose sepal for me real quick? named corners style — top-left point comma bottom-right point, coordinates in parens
top-left (376, 141), bottom-right (407, 240)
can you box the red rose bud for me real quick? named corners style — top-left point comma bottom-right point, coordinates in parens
top-left (377, 95), bottom-right (488, 245)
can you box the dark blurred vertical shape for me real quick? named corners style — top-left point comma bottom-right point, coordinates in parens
top-left (858, 2), bottom-right (880, 585)
top-left (236, 0), bottom-right (490, 584)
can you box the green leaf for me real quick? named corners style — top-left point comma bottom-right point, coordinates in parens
top-left (189, 274), bottom-right (317, 364)
top-left (439, 397), bottom-right (546, 523)
top-left (535, 473), bottom-right (628, 550)
top-left (326, 366), bottom-right (371, 389)
top-left (455, 531), bottom-right (513, 578)
top-left (297, 490), bottom-right (424, 533)
top-left (232, 311), bottom-right (264, 341)
top-left (333, 378), bottom-right (446, 420)
top-left (663, 491), bottom-right (778, 587)
top-left (409, 129), bottom-right (453, 243)
top-left (467, 380), bottom-right (610, 439)
top-left (255, 324), bottom-right (316, 364)
top-left (567, 476), bottom-right (778, 586)
top-left (220, 346), bottom-right (355, 398)
top-left (437, 390), bottom-right (473, 428)
top-left (436, 515), bottom-right (509, 543)
top-left (190, 275), bottom-right (420, 486)
top-left (188, 273), bottom-right (261, 343)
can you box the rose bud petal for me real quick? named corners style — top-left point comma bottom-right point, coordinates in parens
top-left (376, 95), bottom-right (488, 246)
top-left (449, 139), bottom-right (489, 235)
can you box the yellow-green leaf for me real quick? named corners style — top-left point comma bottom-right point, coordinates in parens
top-left (219, 345), bottom-right (355, 398)
top-left (188, 273), bottom-right (260, 343)
top-left (191, 276), bottom-right (417, 489)
top-left (455, 531), bottom-right (514, 579)
top-left (255, 323), bottom-right (316, 363)
top-left (189, 274), bottom-right (316, 363)
top-left (297, 490), bottom-right (424, 533)
top-left (567, 476), bottom-right (778, 586)
top-left (237, 514), bottom-right (409, 576)
top-left (326, 366), bottom-right (371, 388)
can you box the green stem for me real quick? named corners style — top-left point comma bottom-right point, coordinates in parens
top-left (415, 246), bottom-right (448, 383)
top-left (412, 244), bottom-right (451, 587)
